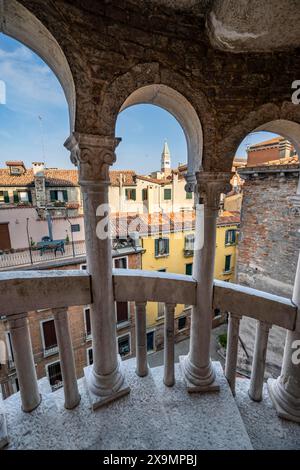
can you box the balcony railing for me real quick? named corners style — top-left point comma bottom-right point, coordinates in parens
top-left (0, 268), bottom-right (298, 444)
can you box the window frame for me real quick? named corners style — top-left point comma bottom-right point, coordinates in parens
top-left (125, 188), bottom-right (136, 201)
top-left (113, 256), bottom-right (128, 269)
top-left (154, 237), bottom-right (170, 258)
top-left (224, 254), bottom-right (232, 273)
top-left (146, 330), bottom-right (155, 353)
top-left (225, 229), bottom-right (237, 246)
top-left (46, 359), bottom-right (63, 391)
top-left (164, 188), bottom-right (172, 200)
top-left (83, 306), bottom-right (92, 341)
top-left (117, 332), bottom-right (131, 358)
top-left (178, 316), bottom-right (187, 331)
top-left (86, 347), bottom-right (93, 365)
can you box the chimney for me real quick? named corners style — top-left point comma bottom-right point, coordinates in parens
top-left (32, 162), bottom-right (45, 176)
top-left (33, 162), bottom-right (46, 208)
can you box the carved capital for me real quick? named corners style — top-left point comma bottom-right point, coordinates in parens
top-left (196, 171), bottom-right (232, 210)
top-left (64, 133), bottom-right (121, 185)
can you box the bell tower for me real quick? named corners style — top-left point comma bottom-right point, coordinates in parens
top-left (161, 140), bottom-right (171, 174)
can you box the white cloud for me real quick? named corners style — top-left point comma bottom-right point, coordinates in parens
top-left (0, 44), bottom-right (66, 111)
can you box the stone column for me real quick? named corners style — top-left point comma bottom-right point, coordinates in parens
top-left (65, 133), bottom-right (129, 409)
top-left (53, 307), bottom-right (81, 409)
top-left (180, 171), bottom-right (231, 391)
top-left (268, 252), bottom-right (300, 422)
top-left (8, 313), bottom-right (41, 412)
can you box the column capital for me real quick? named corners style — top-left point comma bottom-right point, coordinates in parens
top-left (64, 133), bottom-right (121, 185)
top-left (196, 171), bottom-right (232, 210)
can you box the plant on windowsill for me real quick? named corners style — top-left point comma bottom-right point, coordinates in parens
top-left (217, 332), bottom-right (227, 361)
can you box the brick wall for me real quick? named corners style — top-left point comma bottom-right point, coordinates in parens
top-left (236, 167), bottom-right (300, 377)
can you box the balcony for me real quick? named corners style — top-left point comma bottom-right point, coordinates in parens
top-left (0, 269), bottom-right (299, 450)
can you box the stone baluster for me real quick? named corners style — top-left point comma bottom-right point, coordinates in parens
top-left (249, 320), bottom-right (271, 402)
top-left (225, 313), bottom-right (241, 395)
top-left (65, 133), bottom-right (129, 409)
top-left (135, 302), bottom-right (148, 377)
top-left (268, 249), bottom-right (300, 422)
top-left (164, 303), bottom-right (176, 387)
top-left (52, 307), bottom-right (81, 409)
top-left (180, 171), bottom-right (232, 391)
top-left (8, 313), bottom-right (41, 412)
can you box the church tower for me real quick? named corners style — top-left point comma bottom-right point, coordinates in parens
top-left (161, 141), bottom-right (171, 174)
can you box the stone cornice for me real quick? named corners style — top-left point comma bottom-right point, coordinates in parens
top-left (196, 171), bottom-right (232, 210)
top-left (64, 133), bottom-right (121, 185)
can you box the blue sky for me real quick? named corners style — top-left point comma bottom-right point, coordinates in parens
top-left (0, 33), bottom-right (278, 173)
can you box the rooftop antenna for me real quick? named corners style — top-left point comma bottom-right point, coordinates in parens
top-left (38, 115), bottom-right (46, 164)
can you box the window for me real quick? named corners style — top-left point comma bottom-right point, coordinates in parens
top-left (87, 347), bottom-right (93, 365)
top-left (147, 331), bottom-right (155, 352)
top-left (47, 361), bottom-right (63, 391)
top-left (13, 190), bottom-right (32, 204)
top-left (224, 255), bottom-right (232, 273)
top-left (116, 302), bottom-right (129, 325)
top-left (142, 188), bottom-right (148, 201)
top-left (84, 307), bottom-right (91, 339)
top-left (11, 377), bottom-right (20, 394)
top-left (164, 188), bottom-right (172, 200)
top-left (184, 234), bottom-right (194, 254)
top-left (114, 257), bottom-right (127, 269)
top-left (186, 192), bottom-right (193, 199)
top-left (0, 191), bottom-right (9, 204)
top-left (41, 319), bottom-right (58, 356)
top-left (225, 229), bottom-right (236, 246)
top-left (125, 188), bottom-right (136, 201)
top-left (11, 167), bottom-right (21, 175)
top-left (178, 316), bottom-right (187, 331)
top-left (155, 238), bottom-right (169, 257)
top-left (50, 190), bottom-right (68, 203)
top-left (118, 334), bottom-right (131, 357)
top-left (5, 331), bottom-right (14, 368)
top-left (157, 302), bottom-right (164, 319)
top-left (80, 264), bottom-right (87, 270)
top-left (185, 263), bottom-right (193, 276)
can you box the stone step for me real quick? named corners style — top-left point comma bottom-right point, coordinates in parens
top-left (150, 361), bottom-right (253, 450)
top-left (235, 377), bottom-right (300, 450)
top-left (2, 388), bottom-right (72, 449)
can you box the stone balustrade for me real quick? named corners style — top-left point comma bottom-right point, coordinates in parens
top-left (0, 267), bottom-right (299, 447)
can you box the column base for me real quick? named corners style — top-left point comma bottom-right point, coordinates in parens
top-left (267, 378), bottom-right (300, 423)
top-left (84, 355), bottom-right (130, 411)
top-left (179, 355), bottom-right (220, 393)
top-left (0, 411), bottom-right (8, 449)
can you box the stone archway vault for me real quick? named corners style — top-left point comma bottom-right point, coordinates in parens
top-left (119, 84), bottom-right (203, 191)
top-left (0, 0), bottom-right (76, 132)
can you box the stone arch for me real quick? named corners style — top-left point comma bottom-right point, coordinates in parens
top-left (221, 102), bottom-right (300, 172)
top-left (0, 0), bottom-right (76, 131)
top-left (100, 63), bottom-right (216, 188)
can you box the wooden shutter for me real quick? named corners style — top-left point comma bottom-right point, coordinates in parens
top-left (43, 320), bottom-right (57, 349)
top-left (116, 302), bottom-right (128, 323)
top-left (28, 190), bottom-right (32, 203)
top-left (13, 191), bottom-right (19, 203)
top-left (155, 239), bottom-right (159, 256)
top-left (3, 191), bottom-right (9, 203)
top-left (50, 190), bottom-right (56, 202)
top-left (63, 190), bottom-right (68, 202)
top-left (85, 308), bottom-right (91, 336)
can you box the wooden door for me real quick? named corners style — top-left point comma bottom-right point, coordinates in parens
top-left (0, 223), bottom-right (11, 251)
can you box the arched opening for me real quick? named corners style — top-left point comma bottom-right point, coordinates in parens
top-left (118, 84), bottom-right (203, 191)
top-left (232, 120), bottom-right (300, 379)
top-left (1, 0), bottom-right (75, 131)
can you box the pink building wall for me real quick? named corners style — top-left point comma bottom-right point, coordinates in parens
top-left (0, 207), bottom-right (85, 250)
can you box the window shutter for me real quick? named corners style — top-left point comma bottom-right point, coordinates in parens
top-left (28, 190), bottom-right (32, 203)
top-left (50, 190), bottom-right (56, 202)
top-left (13, 191), bottom-right (19, 203)
top-left (4, 191), bottom-right (9, 203)
top-left (63, 190), bottom-right (68, 202)
top-left (116, 302), bottom-right (128, 323)
top-left (232, 230), bottom-right (236, 243)
top-left (132, 189), bottom-right (136, 201)
top-left (43, 320), bottom-right (57, 349)
top-left (155, 239), bottom-right (159, 256)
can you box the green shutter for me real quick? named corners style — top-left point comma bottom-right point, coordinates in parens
top-left (186, 263), bottom-right (193, 275)
top-left (155, 239), bottom-right (159, 257)
top-left (225, 255), bottom-right (231, 272)
top-left (164, 188), bottom-right (171, 200)
top-left (28, 190), bottom-right (32, 203)
top-left (50, 190), bottom-right (56, 202)
top-left (4, 191), bottom-right (9, 203)
top-left (63, 190), bottom-right (68, 202)
top-left (165, 238), bottom-right (170, 255)
top-left (132, 189), bottom-right (136, 201)
top-left (13, 191), bottom-right (19, 203)
top-left (186, 192), bottom-right (193, 199)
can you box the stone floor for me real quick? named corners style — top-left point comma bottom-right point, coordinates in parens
top-left (2, 358), bottom-right (300, 450)
top-left (235, 378), bottom-right (300, 450)
top-left (3, 359), bottom-right (251, 450)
